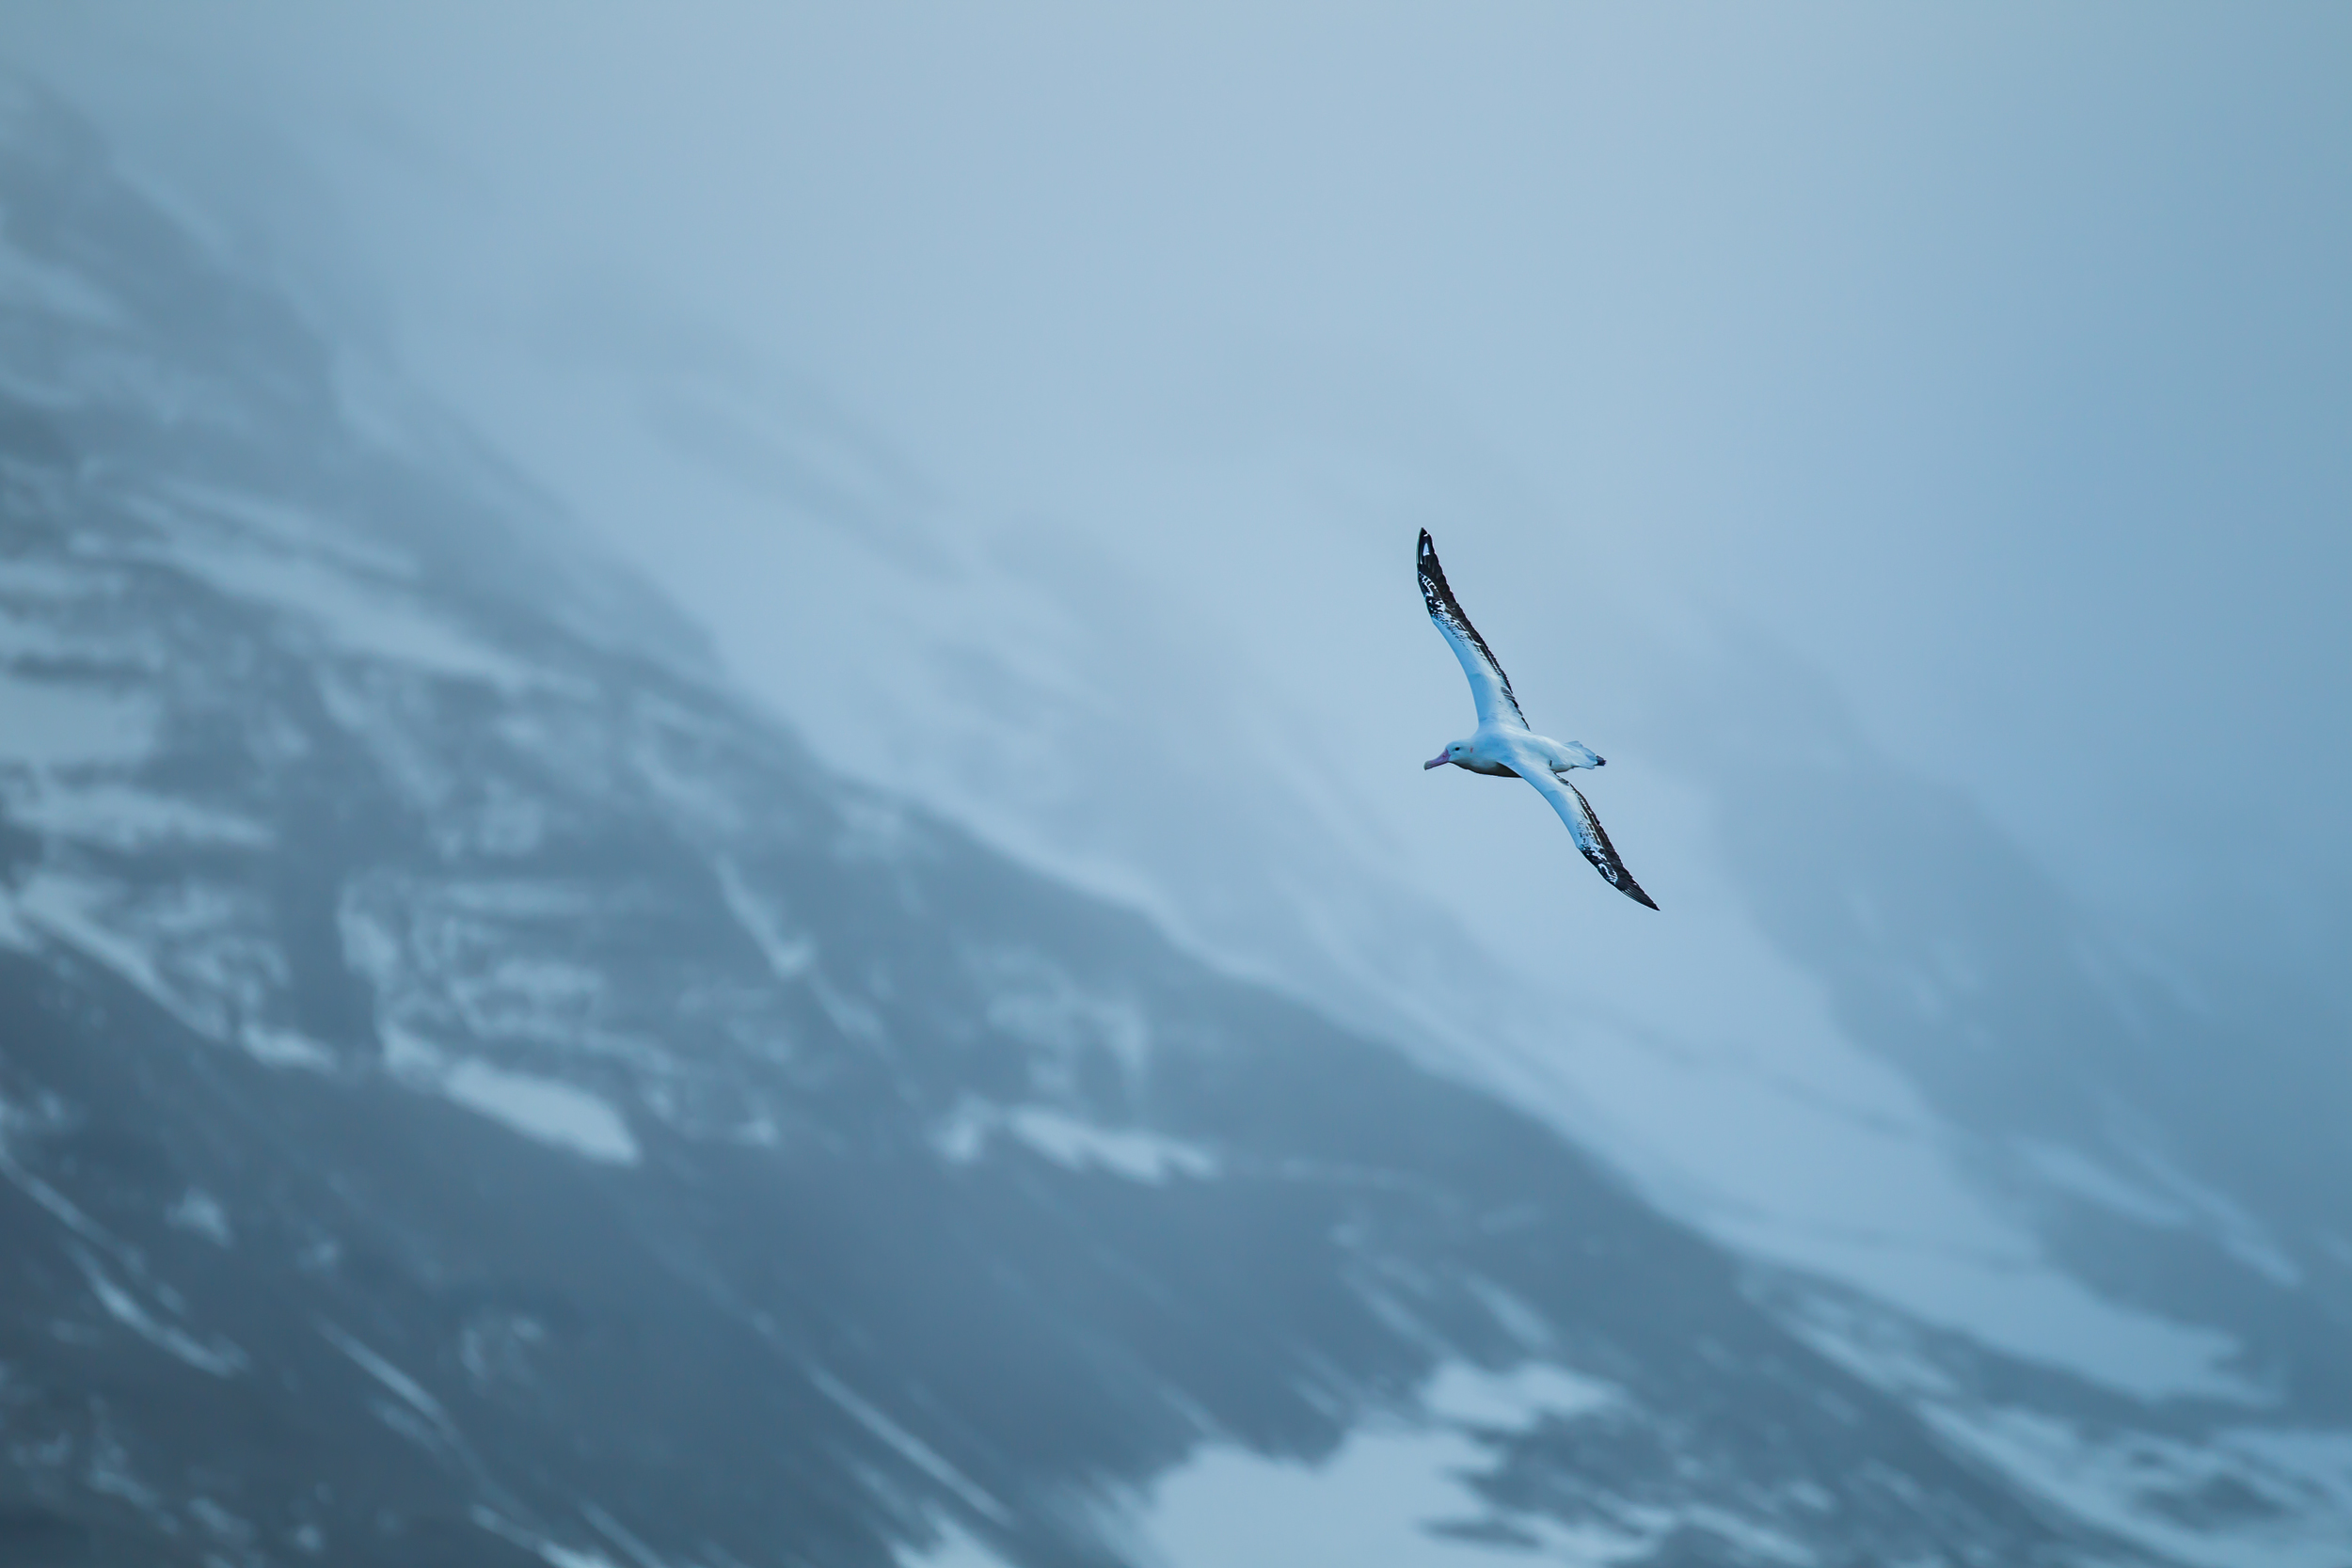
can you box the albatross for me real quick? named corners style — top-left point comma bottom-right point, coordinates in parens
top-left (1418, 530), bottom-right (1658, 909)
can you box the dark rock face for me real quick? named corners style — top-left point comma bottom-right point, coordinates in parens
top-left (0, 79), bottom-right (2122, 1568)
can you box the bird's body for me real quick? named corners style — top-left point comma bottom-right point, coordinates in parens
top-left (1436, 728), bottom-right (1600, 779)
top-left (1417, 530), bottom-right (1658, 909)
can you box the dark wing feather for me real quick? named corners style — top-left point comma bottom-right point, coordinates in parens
top-left (1418, 530), bottom-right (1529, 728)
top-left (1504, 752), bottom-right (1661, 910)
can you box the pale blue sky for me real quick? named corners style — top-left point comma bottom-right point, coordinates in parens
top-left (13, 1), bottom-right (2349, 990)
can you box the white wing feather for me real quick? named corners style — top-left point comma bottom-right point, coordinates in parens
top-left (1417, 531), bottom-right (1528, 728)
top-left (1502, 746), bottom-right (1660, 909)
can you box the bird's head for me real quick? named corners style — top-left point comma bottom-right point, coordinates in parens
top-left (1424, 740), bottom-right (1470, 770)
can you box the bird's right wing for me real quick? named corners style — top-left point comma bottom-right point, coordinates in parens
top-left (1418, 530), bottom-right (1529, 728)
top-left (1503, 749), bottom-right (1659, 909)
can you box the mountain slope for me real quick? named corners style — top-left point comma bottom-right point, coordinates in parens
top-left (0, 77), bottom-right (2158, 1568)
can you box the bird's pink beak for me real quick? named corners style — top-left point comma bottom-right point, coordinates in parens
top-left (1423, 752), bottom-right (1451, 770)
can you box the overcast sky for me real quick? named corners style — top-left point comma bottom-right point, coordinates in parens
top-left (12, 1), bottom-right (2348, 994)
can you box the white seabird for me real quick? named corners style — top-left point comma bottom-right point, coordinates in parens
top-left (1418, 530), bottom-right (1659, 909)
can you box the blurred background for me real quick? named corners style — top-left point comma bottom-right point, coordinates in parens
top-left (2, 5), bottom-right (2347, 1565)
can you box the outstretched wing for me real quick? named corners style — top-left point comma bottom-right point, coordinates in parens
top-left (1418, 530), bottom-right (1528, 728)
top-left (1503, 749), bottom-right (1659, 909)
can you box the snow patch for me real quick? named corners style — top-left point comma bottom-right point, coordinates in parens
top-left (384, 1027), bottom-right (639, 1165)
top-left (74, 1248), bottom-right (246, 1377)
top-left (151, 536), bottom-right (546, 690)
top-left (188, 1497), bottom-right (254, 1544)
top-left (1421, 1360), bottom-right (1617, 1428)
top-left (2018, 1140), bottom-right (2189, 1227)
top-left (1125, 1359), bottom-right (1828, 1566)
top-left (1545, 1017), bottom-right (2260, 1402)
top-left (1138, 1397), bottom-right (1615, 1565)
top-left (319, 1322), bottom-right (453, 1433)
top-left (1734, 1211), bottom-right (2259, 1404)
top-left (5, 784), bottom-right (270, 848)
top-left (149, 481), bottom-right (413, 578)
top-left (11, 872), bottom-right (212, 1036)
top-left (715, 857), bottom-right (815, 979)
top-left (241, 1023), bottom-right (335, 1070)
top-left (812, 1369), bottom-right (1011, 1526)
top-left (166, 1188), bottom-right (233, 1246)
top-left (442, 1058), bottom-right (640, 1165)
top-left (1926, 1404), bottom-right (2352, 1568)
top-left (984, 974), bottom-right (1152, 1083)
top-left (2019, 1139), bottom-right (2304, 1288)
top-left (449, 958), bottom-right (609, 1044)
top-left (934, 1100), bottom-right (1217, 1183)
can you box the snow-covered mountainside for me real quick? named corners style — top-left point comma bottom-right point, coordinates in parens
top-left (0, 77), bottom-right (2344, 1568)
top-left (533, 253), bottom-right (2352, 1567)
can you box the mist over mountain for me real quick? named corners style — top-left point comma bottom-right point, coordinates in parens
top-left (1, 34), bottom-right (2349, 1568)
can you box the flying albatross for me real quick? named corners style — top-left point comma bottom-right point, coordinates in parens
top-left (1418, 530), bottom-right (1658, 909)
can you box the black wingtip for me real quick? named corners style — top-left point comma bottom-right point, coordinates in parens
top-left (1581, 850), bottom-right (1661, 911)
top-left (1416, 531), bottom-right (1450, 616)
top-left (1593, 857), bottom-right (1660, 910)
top-left (1565, 781), bottom-right (1657, 910)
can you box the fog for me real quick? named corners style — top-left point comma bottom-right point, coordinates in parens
top-left (19, 3), bottom-right (2347, 960)
top-left (7, 4), bottom-right (2350, 1547)
top-left (23, 4), bottom-right (2346, 936)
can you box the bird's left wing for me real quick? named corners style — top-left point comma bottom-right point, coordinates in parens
top-left (1503, 747), bottom-right (1659, 909)
top-left (1418, 530), bottom-right (1529, 728)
